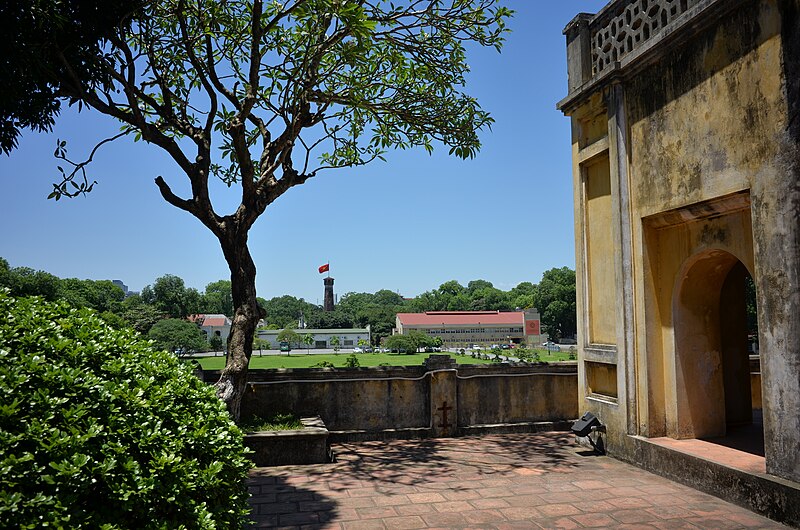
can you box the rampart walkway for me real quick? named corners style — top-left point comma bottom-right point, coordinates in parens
top-left (247, 431), bottom-right (786, 529)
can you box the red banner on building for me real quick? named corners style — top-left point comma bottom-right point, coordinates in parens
top-left (525, 320), bottom-right (540, 336)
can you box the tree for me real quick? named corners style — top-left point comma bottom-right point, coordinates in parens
top-left (203, 279), bottom-right (233, 316)
top-left (277, 327), bottom-right (301, 355)
top-left (330, 335), bottom-right (341, 353)
top-left (120, 298), bottom-right (164, 334)
top-left (0, 265), bottom-right (61, 300)
top-left (143, 274), bottom-right (201, 319)
top-left (0, 1), bottom-right (145, 155)
top-left (39, 0), bottom-right (511, 420)
top-left (302, 333), bottom-right (314, 354)
top-left (261, 295), bottom-right (318, 329)
top-left (58, 278), bottom-right (125, 313)
top-left (384, 334), bottom-right (415, 353)
top-left (209, 333), bottom-right (224, 352)
top-left (147, 318), bottom-right (207, 356)
top-left (534, 267), bottom-right (577, 341)
top-left (408, 329), bottom-right (433, 352)
top-left (307, 309), bottom-right (353, 330)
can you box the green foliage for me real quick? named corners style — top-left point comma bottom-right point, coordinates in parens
top-left (306, 309), bottom-right (354, 329)
top-left (534, 267), bottom-right (577, 341)
top-left (302, 333), bottom-right (314, 351)
top-left (0, 0), bottom-right (144, 155)
top-left (344, 353), bottom-right (360, 368)
top-left (252, 338), bottom-right (271, 351)
top-left (330, 335), bottom-right (341, 353)
top-left (239, 413), bottom-right (302, 432)
top-left (745, 274), bottom-right (758, 335)
top-left (142, 274), bottom-right (201, 319)
top-left (261, 295), bottom-right (319, 329)
top-left (408, 330), bottom-right (434, 352)
top-left (0, 265), bottom-right (61, 300)
top-left (202, 280), bottom-right (233, 316)
top-left (120, 298), bottom-right (164, 335)
top-left (310, 360), bottom-right (336, 368)
top-left (276, 327), bottom-right (301, 348)
top-left (209, 334), bottom-right (224, 352)
top-left (147, 318), bottom-right (208, 356)
top-left (0, 291), bottom-right (251, 528)
top-left (384, 334), bottom-right (416, 353)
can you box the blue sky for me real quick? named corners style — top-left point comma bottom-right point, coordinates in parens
top-left (0, 1), bottom-right (609, 304)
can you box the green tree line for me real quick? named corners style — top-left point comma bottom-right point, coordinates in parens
top-left (1, 257), bottom-right (577, 343)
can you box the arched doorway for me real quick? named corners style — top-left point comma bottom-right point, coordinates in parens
top-left (672, 249), bottom-right (760, 447)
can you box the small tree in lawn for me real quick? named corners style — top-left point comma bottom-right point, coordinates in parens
top-left (330, 335), bottom-right (340, 354)
top-left (302, 333), bottom-right (314, 354)
top-left (209, 333), bottom-right (224, 353)
top-left (36, 0), bottom-right (512, 420)
top-left (277, 327), bottom-right (300, 355)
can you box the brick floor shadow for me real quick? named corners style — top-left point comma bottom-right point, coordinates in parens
top-left (247, 431), bottom-right (788, 529)
top-left (248, 474), bottom-right (339, 528)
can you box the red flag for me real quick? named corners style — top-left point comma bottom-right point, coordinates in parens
top-left (318, 263), bottom-right (330, 274)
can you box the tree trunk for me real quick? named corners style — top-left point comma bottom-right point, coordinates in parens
top-left (214, 234), bottom-right (265, 422)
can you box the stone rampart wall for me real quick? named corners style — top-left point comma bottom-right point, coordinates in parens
top-left (202, 356), bottom-right (578, 438)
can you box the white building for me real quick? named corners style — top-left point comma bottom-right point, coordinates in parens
top-left (257, 327), bottom-right (370, 349)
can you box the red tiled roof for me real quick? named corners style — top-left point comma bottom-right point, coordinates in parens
top-left (202, 316), bottom-right (229, 327)
top-left (397, 311), bottom-right (524, 326)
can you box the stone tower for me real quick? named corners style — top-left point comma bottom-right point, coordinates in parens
top-left (323, 277), bottom-right (335, 312)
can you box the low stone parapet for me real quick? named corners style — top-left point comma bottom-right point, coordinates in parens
top-left (244, 416), bottom-right (330, 467)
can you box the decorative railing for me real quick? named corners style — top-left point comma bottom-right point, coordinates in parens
top-left (591, 0), bottom-right (702, 75)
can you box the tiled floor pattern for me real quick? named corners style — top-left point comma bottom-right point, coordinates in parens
top-left (248, 432), bottom-right (787, 529)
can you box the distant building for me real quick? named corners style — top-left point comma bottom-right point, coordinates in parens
top-left (189, 314), bottom-right (232, 344)
top-left (112, 279), bottom-right (128, 294)
top-left (395, 310), bottom-right (544, 347)
top-left (257, 327), bottom-right (370, 349)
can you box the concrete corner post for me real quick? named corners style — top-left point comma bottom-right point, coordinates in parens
top-left (425, 355), bottom-right (458, 438)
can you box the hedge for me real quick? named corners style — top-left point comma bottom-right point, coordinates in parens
top-left (0, 291), bottom-right (252, 528)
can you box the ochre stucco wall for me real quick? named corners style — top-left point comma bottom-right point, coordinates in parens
top-left (563, 0), bottom-right (800, 482)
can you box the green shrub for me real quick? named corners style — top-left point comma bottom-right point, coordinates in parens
top-left (310, 360), bottom-right (335, 368)
top-left (0, 292), bottom-right (252, 529)
top-left (344, 353), bottom-right (360, 368)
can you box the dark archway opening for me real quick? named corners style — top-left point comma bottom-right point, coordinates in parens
top-left (702, 262), bottom-right (764, 457)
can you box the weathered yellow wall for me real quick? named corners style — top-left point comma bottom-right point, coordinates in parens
top-left (584, 154), bottom-right (617, 345)
top-left (626, 0), bottom-right (779, 439)
top-left (564, 0), bottom-right (800, 483)
top-left (586, 361), bottom-right (618, 398)
top-left (626, 3), bottom-right (784, 218)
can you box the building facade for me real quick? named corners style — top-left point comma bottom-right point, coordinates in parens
top-left (257, 327), bottom-right (370, 349)
top-left (558, 0), bottom-right (800, 486)
top-left (395, 310), bottom-right (544, 347)
top-left (191, 313), bottom-right (232, 344)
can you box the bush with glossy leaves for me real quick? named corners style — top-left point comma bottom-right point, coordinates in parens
top-left (0, 291), bottom-right (251, 528)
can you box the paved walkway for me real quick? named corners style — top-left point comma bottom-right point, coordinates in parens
top-left (247, 432), bottom-right (787, 529)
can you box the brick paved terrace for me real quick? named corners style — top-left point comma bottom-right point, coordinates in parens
top-left (247, 432), bottom-right (787, 529)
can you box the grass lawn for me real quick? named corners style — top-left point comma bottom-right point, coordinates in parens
top-left (194, 352), bottom-right (497, 370)
top-left (533, 350), bottom-right (576, 363)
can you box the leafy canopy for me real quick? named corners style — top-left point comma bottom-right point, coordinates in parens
top-left (148, 317), bottom-right (208, 355)
top-left (51, 0), bottom-right (512, 214)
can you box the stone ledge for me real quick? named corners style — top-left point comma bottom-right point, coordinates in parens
top-left (244, 416), bottom-right (331, 467)
top-left (625, 435), bottom-right (800, 527)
